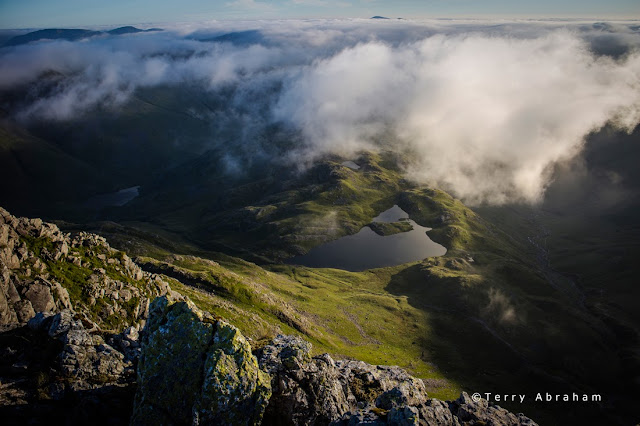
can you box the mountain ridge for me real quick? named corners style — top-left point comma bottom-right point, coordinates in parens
top-left (3, 26), bottom-right (163, 47)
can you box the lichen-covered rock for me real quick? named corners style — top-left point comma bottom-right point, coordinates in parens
top-left (131, 296), bottom-right (271, 426)
top-left (195, 321), bottom-right (272, 425)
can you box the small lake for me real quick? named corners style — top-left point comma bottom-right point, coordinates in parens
top-left (85, 186), bottom-right (140, 209)
top-left (287, 205), bottom-right (446, 271)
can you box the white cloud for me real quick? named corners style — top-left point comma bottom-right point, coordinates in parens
top-left (274, 29), bottom-right (640, 204)
top-left (2, 19), bottom-right (639, 204)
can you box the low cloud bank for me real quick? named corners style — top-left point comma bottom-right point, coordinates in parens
top-left (1, 19), bottom-right (639, 204)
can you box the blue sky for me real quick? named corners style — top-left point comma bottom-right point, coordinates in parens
top-left (0, 0), bottom-right (638, 28)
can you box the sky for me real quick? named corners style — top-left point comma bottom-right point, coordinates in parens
top-left (0, 0), bottom-right (639, 29)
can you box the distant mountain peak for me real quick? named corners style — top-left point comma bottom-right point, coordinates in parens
top-left (3, 26), bottom-right (163, 47)
top-left (107, 26), bottom-right (163, 35)
top-left (3, 28), bottom-right (102, 47)
top-left (371, 16), bottom-right (390, 19)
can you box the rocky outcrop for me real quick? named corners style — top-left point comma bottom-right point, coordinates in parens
top-left (131, 296), bottom-right (272, 426)
top-left (0, 309), bottom-right (144, 425)
top-left (133, 301), bottom-right (536, 426)
top-left (258, 334), bottom-right (537, 425)
top-left (0, 210), bottom-right (71, 324)
top-left (26, 310), bottom-right (137, 394)
top-left (0, 206), bottom-right (176, 331)
top-left (0, 207), bottom-right (182, 424)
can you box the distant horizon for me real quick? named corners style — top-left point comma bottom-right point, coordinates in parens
top-left (2, 15), bottom-right (640, 32)
top-left (1, 0), bottom-right (638, 30)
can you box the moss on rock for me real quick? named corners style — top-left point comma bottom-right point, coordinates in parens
top-left (131, 296), bottom-right (271, 426)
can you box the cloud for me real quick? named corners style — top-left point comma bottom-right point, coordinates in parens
top-left (273, 27), bottom-right (640, 204)
top-left (484, 288), bottom-right (518, 325)
top-left (1, 19), bottom-right (639, 205)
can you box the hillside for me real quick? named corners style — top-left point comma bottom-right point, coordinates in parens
top-left (0, 207), bottom-right (540, 425)
top-left (0, 112), bottom-right (637, 423)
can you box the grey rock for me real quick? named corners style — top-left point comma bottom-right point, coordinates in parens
top-left (341, 408), bottom-right (387, 425)
top-left (417, 399), bottom-right (460, 425)
top-left (376, 383), bottom-right (428, 410)
top-left (24, 282), bottom-right (56, 313)
top-left (260, 338), bottom-right (537, 426)
top-left (14, 299), bottom-right (36, 322)
top-left (387, 405), bottom-right (419, 425)
top-left (53, 241), bottom-right (69, 260)
top-left (47, 310), bottom-right (74, 338)
top-left (5, 277), bottom-right (21, 303)
top-left (0, 223), bottom-right (9, 247)
top-left (51, 281), bottom-right (72, 310)
top-left (449, 392), bottom-right (535, 426)
top-left (122, 325), bottom-right (139, 342)
top-left (260, 334), bottom-right (312, 374)
top-left (0, 285), bottom-right (17, 324)
top-left (260, 335), bottom-right (351, 425)
top-left (27, 311), bottom-right (54, 330)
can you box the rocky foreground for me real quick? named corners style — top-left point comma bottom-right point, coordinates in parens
top-left (0, 207), bottom-right (537, 425)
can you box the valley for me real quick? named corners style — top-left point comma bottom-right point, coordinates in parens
top-left (3, 124), bottom-right (632, 423)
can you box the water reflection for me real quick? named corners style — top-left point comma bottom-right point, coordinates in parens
top-left (85, 185), bottom-right (140, 209)
top-left (287, 205), bottom-right (446, 271)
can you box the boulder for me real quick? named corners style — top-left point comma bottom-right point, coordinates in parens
top-left (450, 392), bottom-right (538, 426)
top-left (131, 297), bottom-right (271, 426)
top-left (0, 223), bottom-right (9, 247)
top-left (14, 299), bottom-right (36, 323)
top-left (51, 281), bottom-right (72, 310)
top-left (259, 335), bottom-right (350, 425)
top-left (20, 309), bottom-right (135, 404)
top-left (24, 282), bottom-right (56, 313)
top-left (0, 286), bottom-right (17, 324)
